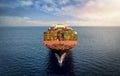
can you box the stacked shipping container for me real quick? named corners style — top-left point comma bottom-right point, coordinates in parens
top-left (44, 30), bottom-right (77, 41)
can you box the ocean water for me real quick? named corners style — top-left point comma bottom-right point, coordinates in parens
top-left (0, 27), bottom-right (120, 76)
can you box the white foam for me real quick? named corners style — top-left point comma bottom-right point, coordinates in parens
top-left (55, 53), bottom-right (66, 66)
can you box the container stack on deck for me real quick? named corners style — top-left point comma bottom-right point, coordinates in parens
top-left (44, 27), bottom-right (77, 41)
top-left (44, 24), bottom-right (77, 51)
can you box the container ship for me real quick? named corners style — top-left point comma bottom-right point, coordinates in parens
top-left (43, 24), bottom-right (78, 64)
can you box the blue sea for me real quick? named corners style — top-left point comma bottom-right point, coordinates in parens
top-left (0, 27), bottom-right (120, 76)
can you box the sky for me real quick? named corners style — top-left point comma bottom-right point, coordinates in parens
top-left (0, 0), bottom-right (120, 26)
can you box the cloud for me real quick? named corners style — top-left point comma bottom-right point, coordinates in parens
top-left (0, 0), bottom-right (120, 26)
top-left (59, 0), bottom-right (120, 26)
top-left (0, 16), bottom-right (61, 26)
top-left (0, 0), bottom-right (33, 8)
top-left (1, 16), bottom-right (119, 27)
top-left (0, 16), bottom-right (41, 26)
top-left (60, 0), bottom-right (69, 5)
top-left (33, 0), bottom-right (120, 26)
top-left (19, 0), bottom-right (33, 7)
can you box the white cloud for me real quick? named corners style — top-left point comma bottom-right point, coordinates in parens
top-left (0, 0), bottom-right (120, 26)
top-left (0, 0), bottom-right (33, 8)
top-left (19, 0), bottom-right (33, 6)
top-left (1, 16), bottom-right (119, 27)
top-left (34, 0), bottom-right (120, 26)
top-left (60, 0), bottom-right (69, 5)
top-left (42, 5), bottom-right (54, 11)
top-left (0, 16), bottom-right (43, 26)
top-left (59, 0), bottom-right (120, 26)
top-left (0, 16), bottom-right (62, 26)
